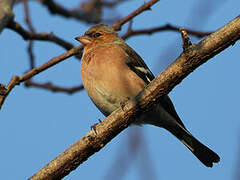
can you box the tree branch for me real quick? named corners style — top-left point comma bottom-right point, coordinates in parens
top-left (29, 15), bottom-right (240, 180)
top-left (122, 24), bottom-right (212, 40)
top-left (0, 45), bottom-right (83, 109)
top-left (112, 0), bottom-right (160, 30)
top-left (6, 20), bottom-right (74, 51)
top-left (24, 80), bottom-right (84, 94)
top-left (39, 0), bottom-right (102, 23)
top-left (101, 0), bottom-right (127, 7)
top-left (23, 0), bottom-right (36, 69)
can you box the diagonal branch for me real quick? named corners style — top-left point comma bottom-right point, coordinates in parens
top-left (112, 0), bottom-right (160, 30)
top-left (29, 15), bottom-right (240, 180)
top-left (0, 45), bottom-right (83, 109)
top-left (6, 20), bottom-right (74, 51)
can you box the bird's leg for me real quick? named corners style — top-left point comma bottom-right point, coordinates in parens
top-left (120, 97), bottom-right (130, 111)
top-left (90, 119), bottom-right (102, 134)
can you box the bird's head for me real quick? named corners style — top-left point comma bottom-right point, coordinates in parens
top-left (75, 24), bottom-right (121, 47)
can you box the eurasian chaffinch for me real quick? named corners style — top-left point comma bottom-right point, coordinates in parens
top-left (75, 24), bottom-right (220, 167)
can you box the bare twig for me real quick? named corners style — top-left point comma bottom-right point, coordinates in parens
top-left (29, 15), bottom-right (240, 180)
top-left (122, 24), bottom-right (212, 40)
top-left (0, 76), bottom-right (20, 108)
top-left (101, 0), bottom-right (127, 7)
top-left (180, 28), bottom-right (192, 51)
top-left (21, 1), bottom-right (83, 93)
top-left (25, 80), bottom-right (84, 94)
top-left (0, 45), bottom-right (83, 109)
top-left (112, 0), bottom-right (160, 30)
top-left (6, 20), bottom-right (74, 51)
top-left (23, 0), bottom-right (36, 69)
top-left (21, 45), bottom-right (82, 81)
top-left (38, 0), bottom-right (127, 23)
top-left (23, 0), bottom-right (35, 32)
top-left (39, 0), bottom-right (102, 23)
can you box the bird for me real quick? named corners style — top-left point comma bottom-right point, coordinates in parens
top-left (75, 24), bottom-right (220, 167)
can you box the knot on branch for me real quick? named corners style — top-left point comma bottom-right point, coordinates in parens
top-left (180, 28), bottom-right (192, 51)
top-left (0, 84), bottom-right (7, 95)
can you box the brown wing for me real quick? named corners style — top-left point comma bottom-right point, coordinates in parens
top-left (118, 42), bottom-right (186, 128)
top-left (117, 43), bottom-right (155, 84)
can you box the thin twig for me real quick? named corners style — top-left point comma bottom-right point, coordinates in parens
top-left (101, 0), bottom-right (127, 7)
top-left (38, 0), bottom-right (126, 23)
top-left (7, 20), bottom-right (74, 51)
top-left (122, 24), bottom-right (212, 40)
top-left (112, 0), bottom-right (160, 30)
top-left (0, 45), bottom-right (83, 110)
top-left (25, 80), bottom-right (84, 94)
top-left (23, 0), bottom-right (35, 32)
top-left (39, 0), bottom-right (101, 23)
top-left (180, 28), bottom-right (192, 51)
top-left (23, 0), bottom-right (36, 69)
top-left (0, 76), bottom-right (20, 108)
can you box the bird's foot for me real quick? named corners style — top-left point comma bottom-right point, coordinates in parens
top-left (90, 119), bottom-right (102, 134)
top-left (120, 97), bottom-right (130, 111)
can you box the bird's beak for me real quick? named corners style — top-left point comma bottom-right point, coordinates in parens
top-left (75, 35), bottom-right (92, 45)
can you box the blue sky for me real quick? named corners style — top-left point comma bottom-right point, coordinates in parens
top-left (1, 0), bottom-right (240, 179)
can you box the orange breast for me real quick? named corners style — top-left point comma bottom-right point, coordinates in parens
top-left (81, 44), bottom-right (146, 115)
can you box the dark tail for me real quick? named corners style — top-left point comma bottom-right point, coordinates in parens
top-left (165, 123), bottom-right (220, 167)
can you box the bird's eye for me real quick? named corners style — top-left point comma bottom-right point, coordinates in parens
top-left (93, 33), bottom-right (102, 38)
